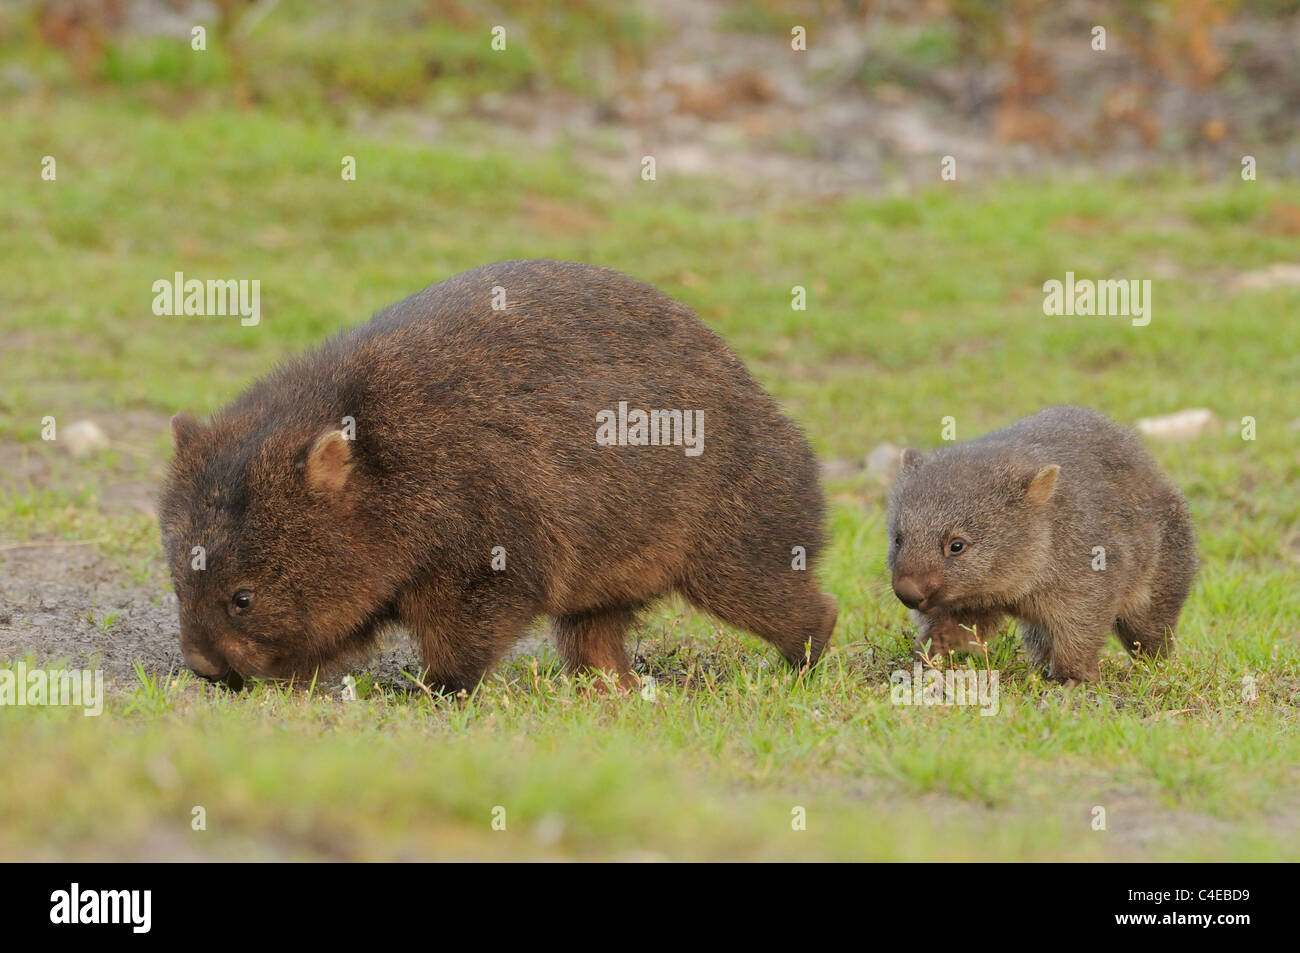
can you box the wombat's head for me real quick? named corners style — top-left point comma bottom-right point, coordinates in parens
top-left (886, 447), bottom-right (1059, 614)
top-left (159, 413), bottom-right (390, 686)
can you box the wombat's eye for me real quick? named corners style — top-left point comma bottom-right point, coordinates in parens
top-left (948, 539), bottom-right (967, 555)
top-left (230, 590), bottom-right (254, 615)
top-left (894, 534), bottom-right (903, 548)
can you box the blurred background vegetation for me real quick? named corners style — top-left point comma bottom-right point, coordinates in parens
top-left (4, 0), bottom-right (1299, 183)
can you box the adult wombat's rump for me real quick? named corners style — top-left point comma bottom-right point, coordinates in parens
top-left (159, 260), bottom-right (837, 690)
top-left (886, 406), bottom-right (1196, 682)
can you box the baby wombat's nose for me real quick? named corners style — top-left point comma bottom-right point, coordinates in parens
top-left (893, 574), bottom-right (939, 610)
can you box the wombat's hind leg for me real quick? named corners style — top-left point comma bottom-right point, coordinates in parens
top-left (1115, 610), bottom-right (1176, 660)
top-left (1019, 623), bottom-right (1052, 672)
top-left (1039, 621), bottom-right (1109, 683)
top-left (1115, 534), bottom-right (1193, 660)
top-left (551, 606), bottom-right (636, 688)
top-left (678, 570), bottom-right (837, 670)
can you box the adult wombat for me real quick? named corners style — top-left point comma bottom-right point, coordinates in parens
top-left (159, 260), bottom-right (837, 691)
top-left (886, 406), bottom-right (1196, 683)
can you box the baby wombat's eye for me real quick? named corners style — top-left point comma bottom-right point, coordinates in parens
top-left (230, 589), bottom-right (254, 615)
top-left (947, 539), bottom-right (967, 555)
top-left (894, 534), bottom-right (903, 548)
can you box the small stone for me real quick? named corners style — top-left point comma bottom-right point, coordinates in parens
top-left (1229, 263), bottom-right (1300, 292)
top-left (820, 459), bottom-right (860, 480)
top-left (0, 64), bottom-right (36, 94)
top-left (60, 420), bottom-right (109, 458)
top-left (533, 813), bottom-right (566, 848)
top-left (864, 441), bottom-right (903, 480)
top-left (1134, 408), bottom-right (1217, 441)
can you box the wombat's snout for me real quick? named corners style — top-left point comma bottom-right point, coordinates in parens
top-left (180, 635), bottom-right (242, 689)
top-left (893, 574), bottom-right (941, 612)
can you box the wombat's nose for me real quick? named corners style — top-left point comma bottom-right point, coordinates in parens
top-left (180, 637), bottom-right (231, 682)
top-left (893, 575), bottom-right (939, 610)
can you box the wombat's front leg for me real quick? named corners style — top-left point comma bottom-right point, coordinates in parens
top-left (550, 605), bottom-right (637, 689)
top-left (913, 609), bottom-right (1004, 657)
top-left (398, 582), bottom-right (532, 694)
top-left (408, 611), bottom-right (531, 694)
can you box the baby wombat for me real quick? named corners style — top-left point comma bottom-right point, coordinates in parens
top-left (886, 406), bottom-right (1196, 682)
top-left (159, 260), bottom-right (837, 691)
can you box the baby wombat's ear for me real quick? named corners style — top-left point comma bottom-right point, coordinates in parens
top-left (170, 413), bottom-right (203, 453)
top-left (1022, 464), bottom-right (1060, 505)
top-left (305, 430), bottom-right (353, 493)
top-left (899, 447), bottom-right (924, 473)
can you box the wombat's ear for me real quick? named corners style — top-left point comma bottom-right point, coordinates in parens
top-left (900, 448), bottom-right (924, 473)
top-left (170, 413), bottom-right (203, 453)
top-left (1023, 464), bottom-right (1060, 505)
top-left (305, 430), bottom-right (353, 493)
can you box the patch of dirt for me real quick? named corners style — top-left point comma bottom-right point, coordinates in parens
top-left (0, 408), bottom-right (171, 518)
top-left (0, 409), bottom-right (188, 684)
top-left (0, 544), bottom-right (179, 688)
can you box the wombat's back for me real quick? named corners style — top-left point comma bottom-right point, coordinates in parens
top-left (964, 405), bottom-right (1176, 502)
top-left (219, 260), bottom-right (824, 609)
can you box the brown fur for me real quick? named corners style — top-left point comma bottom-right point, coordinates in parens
top-left (159, 260), bottom-right (837, 691)
top-left (886, 406), bottom-right (1197, 682)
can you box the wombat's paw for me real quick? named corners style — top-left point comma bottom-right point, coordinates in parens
top-left (577, 670), bottom-right (639, 697)
top-left (915, 617), bottom-right (984, 657)
top-left (1043, 670), bottom-right (1093, 688)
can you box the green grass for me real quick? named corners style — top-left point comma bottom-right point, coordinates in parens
top-left (0, 89), bottom-right (1297, 860)
top-left (1, 645), bottom-right (1296, 860)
